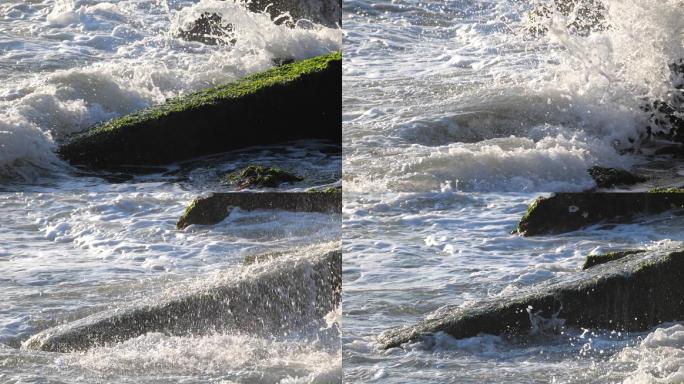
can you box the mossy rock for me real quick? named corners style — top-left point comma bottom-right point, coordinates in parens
top-left (582, 250), bottom-right (645, 269)
top-left (177, 191), bottom-right (342, 229)
top-left (516, 192), bottom-right (684, 236)
top-left (588, 166), bottom-right (646, 188)
top-left (306, 186), bottom-right (342, 193)
top-left (224, 165), bottom-right (303, 189)
top-left (379, 248), bottom-right (684, 349)
top-left (649, 187), bottom-right (684, 193)
top-left (59, 52), bottom-right (342, 169)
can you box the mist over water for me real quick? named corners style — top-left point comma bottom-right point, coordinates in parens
top-left (343, 0), bottom-right (684, 382)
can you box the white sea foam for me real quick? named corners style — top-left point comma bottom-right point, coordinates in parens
top-left (617, 323), bottom-right (684, 383)
top-left (344, 0), bottom-right (684, 193)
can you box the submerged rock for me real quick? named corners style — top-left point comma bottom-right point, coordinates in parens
top-left (176, 190), bottom-right (342, 229)
top-left (378, 248), bottom-right (684, 349)
top-left (24, 243), bottom-right (341, 352)
top-left (175, 12), bottom-right (236, 45)
top-left (59, 52), bottom-right (341, 169)
top-left (224, 165), bottom-right (303, 189)
top-left (587, 166), bottom-right (646, 189)
top-left (516, 192), bottom-right (684, 236)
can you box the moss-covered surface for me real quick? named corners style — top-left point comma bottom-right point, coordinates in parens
top-left (306, 186), bottom-right (342, 194)
top-left (582, 250), bottom-right (645, 269)
top-left (515, 197), bottom-right (540, 234)
top-left (649, 187), bottom-right (684, 193)
top-left (516, 192), bottom-right (684, 236)
top-left (224, 165), bottom-right (303, 189)
top-left (59, 52), bottom-right (342, 168)
top-left (588, 166), bottom-right (646, 188)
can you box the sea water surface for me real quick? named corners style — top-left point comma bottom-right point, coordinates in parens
top-left (0, 0), bottom-right (341, 382)
top-left (343, 0), bottom-right (684, 383)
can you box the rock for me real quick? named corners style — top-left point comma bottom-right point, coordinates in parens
top-left (515, 192), bottom-right (684, 236)
top-left (642, 59), bottom-right (684, 144)
top-left (176, 190), bottom-right (342, 229)
top-left (23, 243), bottom-right (341, 352)
top-left (582, 250), bottom-right (645, 269)
top-left (224, 165), bottom-right (303, 189)
top-left (527, 0), bottom-right (607, 37)
top-left (378, 248), bottom-right (684, 349)
top-left (175, 12), bottom-right (236, 45)
top-left (59, 52), bottom-right (341, 169)
top-left (239, 0), bottom-right (341, 28)
top-left (587, 166), bottom-right (646, 188)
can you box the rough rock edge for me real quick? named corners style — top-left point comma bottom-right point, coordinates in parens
top-left (378, 248), bottom-right (684, 349)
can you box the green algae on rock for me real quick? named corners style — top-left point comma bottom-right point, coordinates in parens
top-left (225, 165), bottom-right (303, 189)
top-left (378, 248), bottom-right (684, 349)
top-left (582, 250), bottom-right (646, 270)
top-left (59, 52), bottom-right (342, 168)
top-left (587, 166), bottom-right (646, 189)
top-left (177, 190), bottom-right (342, 229)
top-left (516, 192), bottom-right (684, 236)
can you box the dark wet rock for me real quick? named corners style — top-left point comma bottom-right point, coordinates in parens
top-left (59, 52), bottom-right (342, 169)
top-left (587, 166), bottom-right (646, 188)
top-left (175, 12), bottom-right (236, 45)
top-left (238, 0), bottom-right (341, 28)
top-left (516, 192), bottom-right (684, 236)
top-left (643, 60), bottom-right (684, 144)
top-left (582, 250), bottom-right (645, 270)
top-left (272, 57), bottom-right (295, 67)
top-left (24, 243), bottom-right (341, 352)
top-left (378, 248), bottom-right (684, 349)
top-left (224, 165), bottom-right (303, 189)
top-left (176, 190), bottom-right (342, 229)
top-left (527, 0), bottom-right (607, 37)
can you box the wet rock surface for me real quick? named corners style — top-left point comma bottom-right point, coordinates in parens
top-left (378, 248), bottom-right (684, 349)
top-left (175, 12), bottom-right (236, 45)
top-left (23, 243), bottom-right (342, 353)
top-left (516, 192), bottom-right (684, 236)
top-left (238, 0), bottom-right (341, 28)
top-left (527, 0), bottom-right (607, 37)
top-left (582, 250), bottom-right (645, 270)
top-left (176, 190), bottom-right (342, 229)
top-left (587, 166), bottom-right (646, 189)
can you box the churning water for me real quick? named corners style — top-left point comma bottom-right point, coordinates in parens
top-left (343, 0), bottom-right (684, 383)
top-left (0, 0), bottom-right (341, 382)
